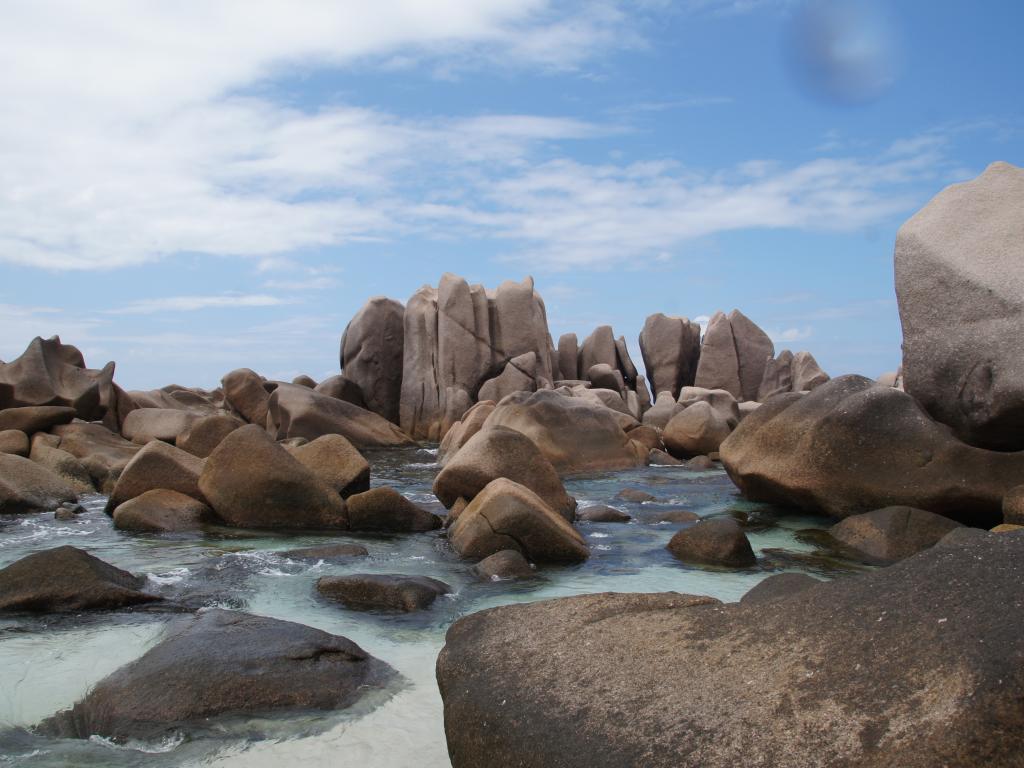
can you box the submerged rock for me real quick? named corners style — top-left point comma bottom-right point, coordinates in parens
top-left (317, 574), bottom-right (450, 612)
top-left (41, 609), bottom-right (396, 740)
top-left (437, 530), bottom-right (1024, 767)
top-left (829, 506), bottom-right (962, 564)
top-left (472, 550), bottom-right (535, 581)
top-left (0, 546), bottom-right (159, 613)
top-left (577, 505), bottom-right (630, 523)
top-left (721, 374), bottom-right (1024, 524)
top-left (281, 543), bottom-right (369, 562)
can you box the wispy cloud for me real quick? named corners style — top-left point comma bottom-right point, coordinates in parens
top-left (108, 294), bottom-right (295, 315)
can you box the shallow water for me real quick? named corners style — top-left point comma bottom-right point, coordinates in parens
top-left (0, 449), bottom-right (860, 767)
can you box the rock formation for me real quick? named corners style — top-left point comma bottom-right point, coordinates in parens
top-left (339, 296), bottom-right (405, 424)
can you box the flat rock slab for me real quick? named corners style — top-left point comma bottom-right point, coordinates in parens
top-left (317, 573), bottom-right (451, 612)
top-left (0, 545), bottom-right (160, 613)
top-left (438, 530), bottom-right (1024, 768)
top-left (40, 609), bottom-right (397, 741)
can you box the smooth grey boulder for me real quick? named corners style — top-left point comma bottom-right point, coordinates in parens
top-left (578, 325), bottom-right (618, 377)
top-left (729, 309), bottom-right (774, 401)
top-left (291, 374), bottom-right (317, 389)
top-left (830, 506), bottom-right (963, 564)
top-left (437, 400), bottom-right (495, 466)
top-left (639, 314), bottom-right (701, 400)
top-left (791, 350), bottom-right (829, 392)
top-left (896, 161), bottom-right (1024, 450)
top-left (693, 311), bottom-right (741, 398)
top-left (317, 574), bottom-right (450, 612)
top-left (267, 383), bottom-right (415, 448)
top-left (757, 349), bottom-right (795, 400)
top-left (614, 336), bottom-right (638, 386)
top-left (314, 374), bottom-right (368, 409)
top-left (721, 374), bottom-right (1024, 523)
top-left (586, 363), bottom-right (624, 395)
top-left (122, 408), bottom-right (203, 446)
top-left (642, 391), bottom-right (680, 430)
top-left (41, 609), bottom-right (395, 740)
top-left (0, 546), bottom-right (159, 613)
top-left (437, 530), bottom-right (1024, 768)
top-left (340, 296), bottom-right (406, 424)
top-left (0, 454), bottom-right (78, 514)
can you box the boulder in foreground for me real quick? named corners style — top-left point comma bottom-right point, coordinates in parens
top-left (0, 546), bottom-right (160, 613)
top-left (437, 530), bottom-right (1024, 767)
top-left (720, 374), bottom-right (1024, 523)
top-left (41, 609), bottom-right (397, 740)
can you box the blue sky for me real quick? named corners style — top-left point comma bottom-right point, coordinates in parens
top-left (1, 0), bottom-right (1021, 390)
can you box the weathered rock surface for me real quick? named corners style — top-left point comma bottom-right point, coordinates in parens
top-left (437, 400), bottom-right (495, 465)
top-left (449, 478), bottom-right (588, 564)
top-left (472, 549), bottom-right (535, 581)
top-left (0, 454), bottom-right (78, 513)
top-left (0, 405), bottom-right (76, 435)
top-left (437, 530), bottom-right (1024, 767)
top-left (896, 162), bottom-right (1024, 450)
top-left (757, 349), bottom-right (794, 400)
top-left (121, 408), bottom-right (202, 446)
top-left (0, 429), bottom-right (28, 456)
top-left (721, 375), bottom-right (1024, 523)
top-left (174, 413), bottom-right (243, 458)
top-left (482, 390), bottom-right (646, 472)
top-left (314, 374), bottom-right (368, 409)
top-left (340, 296), bottom-right (406, 423)
top-left (639, 314), bottom-right (703, 400)
top-left (830, 506), bottom-right (963, 564)
top-left (42, 609), bottom-right (395, 740)
top-left (289, 434), bottom-right (370, 499)
top-left (28, 443), bottom-right (96, 495)
top-left (666, 517), bottom-right (756, 567)
top-left (739, 572), bottom-right (819, 605)
top-left (478, 352), bottom-right (537, 403)
top-left (317, 574), bottom-right (450, 612)
top-left (642, 391), bottom-right (680, 430)
top-left (693, 311), bottom-right (740, 397)
top-left (50, 422), bottom-right (140, 493)
top-left (198, 425), bottom-right (348, 529)
top-left (105, 440), bottom-right (206, 513)
top-left (221, 368), bottom-right (274, 426)
top-left (267, 383), bottom-right (415, 448)
top-left (557, 333), bottom-right (578, 380)
top-left (434, 426), bottom-right (575, 520)
top-left (113, 489), bottom-right (214, 533)
top-left (663, 401), bottom-right (733, 458)
top-left (790, 350), bottom-right (829, 392)
top-left (0, 546), bottom-right (159, 612)
top-left (346, 487), bottom-right (441, 532)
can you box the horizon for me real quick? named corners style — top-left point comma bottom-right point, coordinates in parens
top-left (2, 1), bottom-right (1022, 390)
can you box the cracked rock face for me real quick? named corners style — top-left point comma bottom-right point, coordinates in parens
top-left (40, 609), bottom-right (398, 741)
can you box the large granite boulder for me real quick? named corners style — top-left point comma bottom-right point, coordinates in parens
top-left (340, 296), bottom-right (406, 423)
top-left (221, 368), bottom-right (274, 426)
top-left (790, 350), bottom-right (829, 392)
top-left (112, 489), bottom-right (214, 533)
top-left (0, 546), bottom-right (159, 612)
top-left (174, 413), bottom-right (243, 458)
top-left (198, 425), bottom-right (348, 529)
top-left (482, 390), bottom-right (646, 472)
top-left (437, 530), bottom-right (1024, 767)
top-left (289, 434), bottom-right (370, 499)
top-left (50, 422), bottom-right (140, 493)
top-left (0, 429), bottom-right (28, 456)
top-left (267, 383), bottom-right (415, 448)
top-left (313, 374), bottom-right (368, 409)
top-left (29, 443), bottom-right (95, 495)
top-left (41, 609), bottom-right (396, 740)
top-left (638, 313), bottom-right (701, 400)
top-left (0, 405), bottom-right (76, 435)
top-left (663, 401), bottom-right (733, 458)
top-left (437, 400), bottom-right (495, 465)
top-left (830, 506), bottom-right (963, 564)
top-left (757, 349), bottom-right (795, 400)
top-left (578, 326), bottom-right (617, 374)
top-left (127, 385), bottom-right (222, 414)
top-left (478, 352), bottom-right (538, 403)
top-left (896, 161), bottom-right (1024, 450)
top-left (666, 517), bottom-right (756, 567)
top-left (448, 478), bottom-right (588, 563)
top-left (720, 374), bottom-right (1024, 523)
top-left (121, 408), bottom-right (203, 445)
top-left (345, 487), bottom-right (441, 532)
top-left (694, 310), bottom-right (773, 401)
top-left (557, 333), bottom-right (579, 380)
top-left (105, 440), bottom-right (206, 512)
top-left (0, 337), bottom-right (115, 421)
top-left (0, 454), bottom-right (77, 513)
top-left (434, 426), bottom-right (575, 520)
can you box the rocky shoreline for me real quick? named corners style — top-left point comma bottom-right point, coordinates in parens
top-left (1, 161), bottom-right (1022, 765)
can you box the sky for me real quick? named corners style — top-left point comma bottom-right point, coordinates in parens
top-left (1, 0), bottom-right (1021, 391)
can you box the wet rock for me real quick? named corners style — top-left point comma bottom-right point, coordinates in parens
top-left (113, 489), bottom-right (214, 533)
top-left (721, 374), bottom-right (1024, 523)
top-left (615, 488), bottom-right (657, 503)
top-left (434, 426), bottom-right (575, 520)
top-left (0, 546), bottom-right (159, 613)
top-left (663, 401), bottom-right (733, 458)
top-left (290, 434), bottom-right (370, 499)
top-left (221, 368), bottom-right (274, 426)
top-left (740, 573), bottom-right (819, 605)
top-left (267, 382), bottom-right (415, 448)
top-left (666, 518), bottom-right (756, 567)
top-left (0, 337), bottom-right (114, 421)
top-left (0, 405), bottom-right (76, 435)
top-left (41, 609), bottom-right (395, 740)
top-left (198, 425), bottom-right (348, 529)
top-left (50, 422), bottom-right (140, 492)
top-left (174, 413), bottom-right (244, 458)
top-left (0, 429), bottom-right (28, 456)
top-left (483, 390), bottom-right (646, 472)
top-left (0, 454), bottom-right (77, 514)
top-left (473, 550), bottom-right (535, 581)
top-left (340, 296), bottom-right (406, 423)
top-left (29, 443), bottom-right (95, 495)
top-left (54, 506), bottom-right (76, 521)
top-left (437, 530), bottom-right (1024, 768)
top-left (121, 408), bottom-right (203, 446)
top-left (317, 574), bottom-right (451, 612)
top-left (1003, 485), bottom-right (1024, 525)
top-left (830, 506), bottom-right (963, 564)
top-left (578, 505), bottom-right (630, 523)
top-left (444, 497), bottom-right (470, 529)
top-left (105, 441), bottom-right (206, 513)
top-left (449, 478), bottom-right (589, 564)
top-left (346, 487), bottom-right (441, 532)
top-left (896, 161), bottom-right (1024, 450)
top-left (281, 543), bottom-right (369, 562)
top-left (648, 448), bottom-right (683, 466)
top-left (992, 523), bottom-right (1024, 533)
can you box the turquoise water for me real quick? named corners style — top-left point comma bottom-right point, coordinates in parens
top-left (0, 449), bottom-right (860, 767)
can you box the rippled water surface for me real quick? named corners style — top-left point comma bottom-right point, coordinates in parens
top-left (0, 449), bottom-right (861, 766)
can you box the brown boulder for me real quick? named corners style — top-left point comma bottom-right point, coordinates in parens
top-left (106, 440), bottom-right (206, 512)
top-left (0, 337), bottom-right (113, 421)
top-left (740, 572), bottom-right (819, 605)
top-left (290, 434), bottom-right (370, 499)
top-left (0, 454), bottom-right (77, 513)
top-left (472, 549), bottom-right (535, 581)
top-left (639, 313), bottom-right (702, 400)
top-left (221, 368), bottom-right (274, 426)
top-left (174, 413), bottom-right (243, 458)
top-left (50, 422), bottom-right (140, 493)
top-left (346, 487), bottom-right (441, 532)
top-left (314, 374), bottom-right (368, 409)
top-left (281, 543), bottom-right (369, 562)
top-left (0, 405), bottom-right (76, 435)
top-left (666, 517), bottom-right (756, 567)
top-left (663, 401), bottom-right (734, 458)
top-left (0, 429), bottom-right (28, 456)
top-left (830, 506), bottom-right (963, 564)
top-left (317, 574), bottom-right (450, 612)
top-left (29, 443), bottom-right (95, 494)
top-left (267, 383), bottom-right (415, 448)
top-left (340, 296), bottom-right (405, 423)
top-left (113, 489), bottom-right (214, 533)
top-left (121, 408), bottom-right (203, 445)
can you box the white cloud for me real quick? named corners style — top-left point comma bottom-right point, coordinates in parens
top-left (770, 326), bottom-right (813, 343)
top-left (108, 294), bottom-right (294, 315)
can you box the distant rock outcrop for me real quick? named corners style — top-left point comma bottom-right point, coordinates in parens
top-left (340, 296), bottom-right (405, 424)
top-left (694, 310), bottom-right (774, 401)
